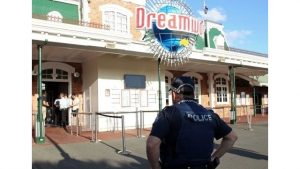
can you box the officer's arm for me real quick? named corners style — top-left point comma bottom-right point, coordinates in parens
top-left (146, 135), bottom-right (162, 169)
top-left (211, 130), bottom-right (238, 160)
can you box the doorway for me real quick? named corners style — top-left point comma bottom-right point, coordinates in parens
top-left (44, 82), bottom-right (68, 125)
top-left (253, 92), bottom-right (262, 114)
top-left (253, 87), bottom-right (262, 114)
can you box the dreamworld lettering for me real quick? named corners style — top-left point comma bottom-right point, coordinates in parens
top-left (136, 7), bottom-right (205, 36)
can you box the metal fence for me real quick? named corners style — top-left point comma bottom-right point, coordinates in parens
top-left (32, 14), bottom-right (110, 30)
top-left (67, 105), bottom-right (268, 142)
top-left (69, 110), bottom-right (159, 139)
top-left (211, 104), bottom-right (268, 119)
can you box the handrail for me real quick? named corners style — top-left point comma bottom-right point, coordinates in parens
top-left (139, 110), bottom-right (159, 138)
top-left (96, 112), bottom-right (122, 118)
top-left (210, 104), bottom-right (268, 122)
top-left (95, 112), bottom-right (131, 154)
top-left (32, 14), bottom-right (110, 30)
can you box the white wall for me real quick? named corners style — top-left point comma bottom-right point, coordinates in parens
top-left (82, 57), bottom-right (99, 113)
top-left (95, 54), bottom-right (163, 131)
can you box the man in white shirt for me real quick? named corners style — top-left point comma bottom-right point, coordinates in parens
top-left (54, 92), bottom-right (69, 127)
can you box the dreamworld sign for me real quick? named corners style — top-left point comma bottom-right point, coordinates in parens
top-left (135, 0), bottom-right (205, 65)
top-left (136, 7), bottom-right (205, 36)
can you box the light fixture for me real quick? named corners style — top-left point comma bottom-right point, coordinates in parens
top-left (74, 72), bottom-right (80, 77)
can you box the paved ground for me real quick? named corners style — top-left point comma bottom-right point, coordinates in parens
top-left (32, 116), bottom-right (268, 169)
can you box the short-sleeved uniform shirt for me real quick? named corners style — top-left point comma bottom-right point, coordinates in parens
top-left (150, 99), bottom-right (232, 166)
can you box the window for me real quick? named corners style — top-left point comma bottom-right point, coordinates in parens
top-left (42, 69), bottom-right (53, 79)
top-left (104, 11), bottom-right (128, 33)
top-left (41, 68), bottom-right (68, 80)
top-left (56, 69), bottom-right (68, 79)
top-left (104, 11), bottom-right (115, 31)
top-left (100, 4), bottom-right (132, 34)
top-left (191, 77), bottom-right (200, 103)
top-left (116, 13), bottom-right (127, 32)
top-left (165, 71), bottom-right (173, 106)
top-left (215, 77), bottom-right (228, 103)
top-left (165, 76), bottom-right (170, 106)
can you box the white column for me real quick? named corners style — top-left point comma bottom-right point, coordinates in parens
top-left (207, 72), bottom-right (215, 108)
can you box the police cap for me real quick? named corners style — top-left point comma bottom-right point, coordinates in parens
top-left (169, 76), bottom-right (195, 95)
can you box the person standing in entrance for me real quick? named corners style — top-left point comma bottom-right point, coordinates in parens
top-left (42, 91), bottom-right (50, 126)
top-left (70, 93), bottom-right (80, 116)
top-left (146, 76), bottom-right (238, 169)
top-left (54, 92), bottom-right (69, 127)
top-left (54, 94), bottom-right (61, 126)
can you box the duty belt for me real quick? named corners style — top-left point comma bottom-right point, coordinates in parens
top-left (162, 165), bottom-right (211, 169)
top-left (161, 162), bottom-right (212, 169)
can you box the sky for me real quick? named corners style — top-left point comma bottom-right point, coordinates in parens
top-left (185, 0), bottom-right (268, 54)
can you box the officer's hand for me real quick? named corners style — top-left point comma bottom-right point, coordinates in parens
top-left (211, 157), bottom-right (220, 169)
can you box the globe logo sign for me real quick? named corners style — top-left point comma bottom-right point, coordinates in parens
top-left (136, 0), bottom-right (205, 65)
top-left (153, 5), bottom-right (187, 53)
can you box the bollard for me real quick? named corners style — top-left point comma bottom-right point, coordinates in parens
top-left (91, 112), bottom-right (100, 142)
top-left (136, 108), bottom-right (140, 138)
top-left (94, 113), bottom-right (102, 142)
top-left (139, 110), bottom-right (145, 138)
top-left (117, 115), bottom-right (131, 155)
top-left (70, 113), bottom-right (73, 135)
top-left (90, 113), bottom-right (94, 141)
top-left (76, 114), bottom-right (79, 136)
top-left (246, 107), bottom-right (254, 131)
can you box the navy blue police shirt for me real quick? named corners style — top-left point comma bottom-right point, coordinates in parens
top-left (149, 99), bottom-right (232, 165)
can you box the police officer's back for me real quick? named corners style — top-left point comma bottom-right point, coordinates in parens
top-left (146, 76), bottom-right (238, 169)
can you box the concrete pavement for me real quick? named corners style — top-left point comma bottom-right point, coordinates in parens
top-left (32, 123), bottom-right (268, 169)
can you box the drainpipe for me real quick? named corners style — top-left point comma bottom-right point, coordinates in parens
top-left (229, 66), bottom-right (236, 124)
top-left (158, 58), bottom-right (162, 111)
top-left (253, 86), bottom-right (256, 116)
top-left (35, 40), bottom-right (47, 144)
top-left (207, 72), bottom-right (215, 108)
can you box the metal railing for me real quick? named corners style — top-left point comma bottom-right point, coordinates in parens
top-left (94, 112), bottom-right (131, 155)
top-left (32, 14), bottom-right (110, 30)
top-left (70, 112), bottom-right (94, 137)
top-left (210, 104), bottom-right (268, 118)
top-left (138, 110), bottom-right (159, 138)
top-left (70, 110), bottom-right (159, 139)
top-left (69, 106), bottom-right (267, 143)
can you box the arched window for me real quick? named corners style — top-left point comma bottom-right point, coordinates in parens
top-left (34, 62), bottom-right (75, 82)
top-left (215, 77), bottom-right (228, 103)
top-left (165, 71), bottom-right (173, 106)
top-left (47, 11), bottom-right (63, 22)
top-left (192, 76), bottom-right (200, 103)
top-left (55, 69), bottom-right (68, 79)
top-left (42, 69), bottom-right (53, 79)
top-left (100, 4), bottom-right (132, 34)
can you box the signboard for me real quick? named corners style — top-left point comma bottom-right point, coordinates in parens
top-left (136, 0), bottom-right (205, 65)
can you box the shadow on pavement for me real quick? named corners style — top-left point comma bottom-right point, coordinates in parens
top-left (33, 158), bottom-right (148, 169)
top-left (215, 143), bottom-right (268, 160)
top-left (32, 135), bottom-right (148, 169)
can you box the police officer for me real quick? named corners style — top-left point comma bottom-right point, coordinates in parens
top-left (146, 76), bottom-right (238, 169)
